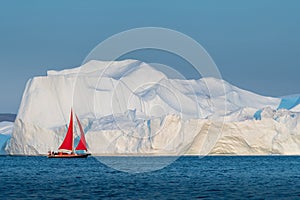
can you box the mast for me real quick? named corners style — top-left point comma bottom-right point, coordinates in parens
top-left (71, 108), bottom-right (75, 153)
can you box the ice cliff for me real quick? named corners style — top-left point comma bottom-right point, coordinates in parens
top-left (4, 60), bottom-right (300, 155)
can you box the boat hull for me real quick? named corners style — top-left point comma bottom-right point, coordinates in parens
top-left (47, 154), bottom-right (90, 158)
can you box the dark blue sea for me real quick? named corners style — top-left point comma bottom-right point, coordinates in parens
top-left (1, 156), bottom-right (300, 199)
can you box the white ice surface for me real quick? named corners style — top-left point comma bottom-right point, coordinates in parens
top-left (6, 60), bottom-right (300, 155)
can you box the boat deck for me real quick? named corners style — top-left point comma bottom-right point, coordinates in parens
top-left (47, 153), bottom-right (90, 158)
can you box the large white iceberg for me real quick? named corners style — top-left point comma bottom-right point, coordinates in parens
top-left (5, 60), bottom-right (300, 155)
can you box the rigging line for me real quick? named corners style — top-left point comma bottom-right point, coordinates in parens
top-left (73, 111), bottom-right (80, 139)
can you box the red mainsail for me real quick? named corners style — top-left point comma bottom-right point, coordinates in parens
top-left (75, 114), bottom-right (88, 151)
top-left (58, 110), bottom-right (74, 151)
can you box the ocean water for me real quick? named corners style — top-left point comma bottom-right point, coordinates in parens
top-left (1, 156), bottom-right (300, 199)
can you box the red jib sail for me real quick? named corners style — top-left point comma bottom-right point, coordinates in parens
top-left (59, 109), bottom-right (74, 151)
top-left (75, 114), bottom-right (88, 151)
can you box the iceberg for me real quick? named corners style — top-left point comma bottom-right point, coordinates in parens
top-left (5, 60), bottom-right (300, 155)
top-left (0, 121), bottom-right (13, 154)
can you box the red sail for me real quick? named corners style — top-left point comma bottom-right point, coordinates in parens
top-left (59, 110), bottom-right (74, 151)
top-left (75, 114), bottom-right (88, 151)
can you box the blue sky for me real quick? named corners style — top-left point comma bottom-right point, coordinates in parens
top-left (0, 0), bottom-right (299, 113)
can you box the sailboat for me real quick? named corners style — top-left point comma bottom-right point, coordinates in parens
top-left (48, 109), bottom-right (91, 158)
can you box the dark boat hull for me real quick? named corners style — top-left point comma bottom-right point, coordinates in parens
top-left (47, 154), bottom-right (90, 158)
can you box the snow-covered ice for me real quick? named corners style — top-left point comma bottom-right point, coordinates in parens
top-left (4, 60), bottom-right (300, 155)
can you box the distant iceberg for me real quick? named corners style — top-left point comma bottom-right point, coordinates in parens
top-left (0, 121), bottom-right (13, 154)
top-left (4, 60), bottom-right (300, 155)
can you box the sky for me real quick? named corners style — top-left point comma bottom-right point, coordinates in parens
top-left (0, 0), bottom-right (299, 113)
